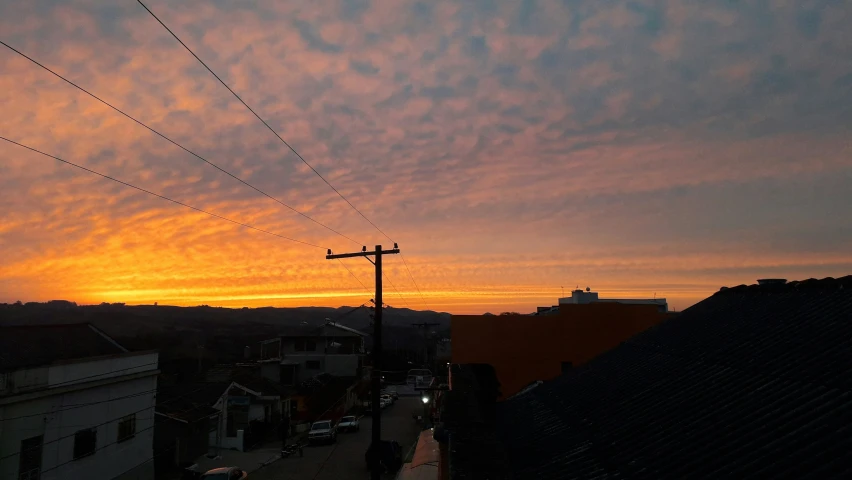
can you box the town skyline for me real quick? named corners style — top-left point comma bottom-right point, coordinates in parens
top-left (2, 0), bottom-right (851, 315)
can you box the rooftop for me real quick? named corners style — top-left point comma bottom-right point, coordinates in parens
top-left (441, 364), bottom-right (511, 480)
top-left (0, 323), bottom-right (128, 372)
top-left (496, 275), bottom-right (852, 479)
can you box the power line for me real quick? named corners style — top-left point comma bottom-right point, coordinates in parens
top-left (1, 382), bottom-right (214, 461)
top-left (135, 0), bottom-right (394, 242)
top-left (134, 1), bottom-right (437, 312)
top-left (398, 253), bottom-right (430, 310)
top-left (109, 442), bottom-right (177, 480)
top-left (0, 136), bottom-right (324, 249)
top-left (0, 39), bottom-right (361, 247)
top-left (0, 365), bottom-right (161, 422)
top-left (337, 259), bottom-right (370, 295)
top-left (382, 269), bottom-right (411, 309)
top-left (29, 361), bottom-right (158, 391)
top-left (39, 423), bottom-right (159, 476)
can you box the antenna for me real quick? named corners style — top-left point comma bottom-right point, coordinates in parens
top-left (561, 286), bottom-right (564, 297)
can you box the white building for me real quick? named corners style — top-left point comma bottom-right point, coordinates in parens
top-left (0, 324), bottom-right (158, 480)
top-left (259, 322), bottom-right (368, 385)
top-left (545, 288), bottom-right (668, 313)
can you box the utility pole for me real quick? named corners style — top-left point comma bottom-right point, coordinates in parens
top-left (327, 244), bottom-right (399, 480)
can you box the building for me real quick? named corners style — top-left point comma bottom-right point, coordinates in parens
top-left (0, 323), bottom-right (159, 480)
top-left (452, 297), bottom-right (671, 398)
top-left (153, 365), bottom-right (295, 458)
top-left (445, 276), bottom-right (852, 479)
top-left (535, 287), bottom-right (668, 314)
top-left (258, 322), bottom-right (367, 385)
top-left (152, 383), bottom-right (220, 474)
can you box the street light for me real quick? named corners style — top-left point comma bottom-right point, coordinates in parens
top-left (421, 396), bottom-right (430, 404)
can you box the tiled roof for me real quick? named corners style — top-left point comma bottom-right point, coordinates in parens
top-left (0, 323), bottom-right (127, 371)
top-left (497, 275), bottom-right (852, 479)
top-left (277, 323), bottom-right (368, 338)
top-left (156, 382), bottom-right (227, 423)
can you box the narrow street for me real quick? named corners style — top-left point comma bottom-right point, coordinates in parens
top-left (251, 396), bottom-right (425, 480)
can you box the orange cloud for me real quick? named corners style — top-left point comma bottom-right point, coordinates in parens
top-left (1, 0), bottom-right (851, 315)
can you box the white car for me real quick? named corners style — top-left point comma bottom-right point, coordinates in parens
top-left (338, 415), bottom-right (360, 432)
top-left (381, 394), bottom-right (393, 406)
top-left (380, 398), bottom-right (389, 409)
top-left (308, 420), bottom-right (337, 444)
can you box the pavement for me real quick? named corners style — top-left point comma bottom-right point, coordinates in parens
top-left (249, 396), bottom-right (425, 480)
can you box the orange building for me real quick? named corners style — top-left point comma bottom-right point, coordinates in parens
top-left (451, 301), bottom-right (671, 399)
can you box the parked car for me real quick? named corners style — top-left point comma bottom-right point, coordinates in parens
top-left (338, 415), bottom-right (360, 432)
top-left (381, 394), bottom-right (393, 406)
top-left (365, 440), bottom-right (403, 472)
top-left (308, 420), bottom-right (337, 444)
top-left (387, 389), bottom-right (399, 400)
top-left (199, 467), bottom-right (248, 479)
top-left (380, 398), bottom-right (389, 409)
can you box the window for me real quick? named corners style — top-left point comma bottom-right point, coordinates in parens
top-left (73, 428), bottom-right (97, 459)
top-left (305, 340), bottom-right (317, 352)
top-left (306, 360), bottom-right (321, 370)
top-left (117, 414), bottom-right (136, 442)
top-left (294, 339), bottom-right (305, 351)
top-left (18, 435), bottom-right (42, 480)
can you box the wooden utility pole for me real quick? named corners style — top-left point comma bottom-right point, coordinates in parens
top-left (326, 243), bottom-right (399, 480)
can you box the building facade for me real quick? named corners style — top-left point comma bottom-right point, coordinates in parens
top-left (259, 322), bottom-right (367, 384)
top-left (557, 287), bottom-right (668, 312)
top-left (0, 324), bottom-right (158, 480)
top-left (452, 300), bottom-right (671, 398)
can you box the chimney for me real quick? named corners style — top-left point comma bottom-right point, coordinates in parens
top-left (757, 279), bottom-right (787, 286)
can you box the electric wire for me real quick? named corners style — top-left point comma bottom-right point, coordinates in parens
top-left (138, 0), bottom-right (432, 311)
top-left (399, 253), bottom-right (430, 310)
top-left (1, 382), bottom-right (214, 461)
top-left (0, 39), bottom-right (361, 247)
top-left (0, 136), bottom-right (324, 249)
top-left (337, 259), bottom-right (371, 295)
top-left (135, 0), bottom-right (394, 242)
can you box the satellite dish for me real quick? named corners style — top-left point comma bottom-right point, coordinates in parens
top-left (586, 287), bottom-right (591, 292)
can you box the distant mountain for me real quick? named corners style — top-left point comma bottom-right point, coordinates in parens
top-left (0, 302), bottom-right (450, 352)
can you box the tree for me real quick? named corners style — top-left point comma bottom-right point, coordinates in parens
top-left (499, 312), bottom-right (521, 316)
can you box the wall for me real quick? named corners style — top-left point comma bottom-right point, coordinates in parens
top-left (260, 362), bottom-right (279, 383)
top-left (286, 354), bottom-right (360, 382)
top-left (451, 303), bottom-right (668, 398)
top-left (0, 355), bottom-right (159, 480)
top-left (325, 355), bottom-right (360, 377)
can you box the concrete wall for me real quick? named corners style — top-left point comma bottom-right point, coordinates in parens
top-left (325, 355), bottom-right (359, 377)
top-left (0, 353), bottom-right (159, 480)
top-left (451, 303), bottom-right (669, 398)
top-left (286, 354), bottom-right (361, 382)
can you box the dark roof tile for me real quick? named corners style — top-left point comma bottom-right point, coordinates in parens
top-left (497, 275), bottom-right (852, 480)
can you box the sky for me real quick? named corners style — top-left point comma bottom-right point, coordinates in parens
top-left (1, 0), bottom-right (851, 315)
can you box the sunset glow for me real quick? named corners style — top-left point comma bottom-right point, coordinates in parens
top-left (2, 0), bottom-right (851, 314)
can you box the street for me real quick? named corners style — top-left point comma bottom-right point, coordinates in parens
top-left (251, 396), bottom-right (425, 480)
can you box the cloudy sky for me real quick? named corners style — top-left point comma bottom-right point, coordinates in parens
top-left (1, 0), bottom-right (851, 314)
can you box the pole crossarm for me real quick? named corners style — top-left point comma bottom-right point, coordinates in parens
top-left (326, 245), bottom-right (399, 259)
